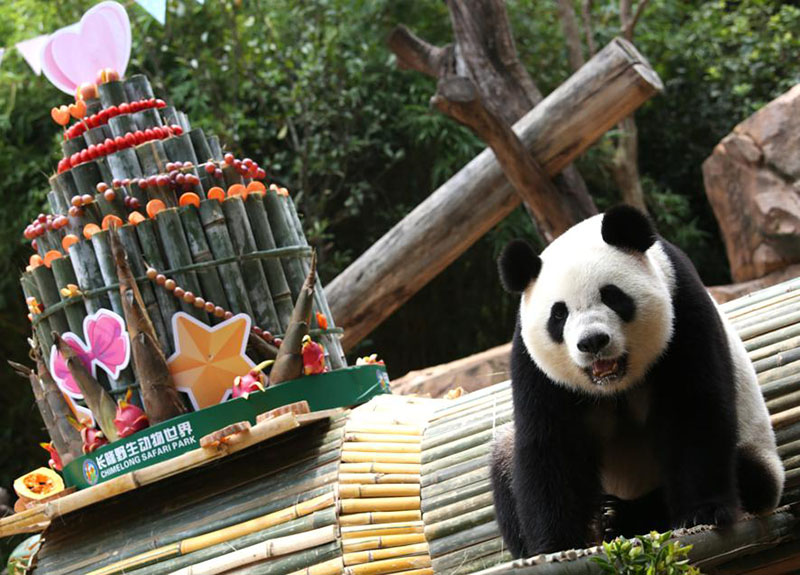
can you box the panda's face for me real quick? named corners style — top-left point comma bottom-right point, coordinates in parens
top-left (502, 209), bottom-right (676, 396)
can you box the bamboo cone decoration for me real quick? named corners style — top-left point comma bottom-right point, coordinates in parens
top-left (271, 251), bottom-right (317, 385)
top-left (31, 340), bottom-right (84, 459)
top-left (109, 226), bottom-right (187, 424)
top-left (54, 332), bottom-right (119, 442)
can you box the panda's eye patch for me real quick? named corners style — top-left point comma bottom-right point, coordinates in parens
top-left (600, 284), bottom-right (636, 322)
top-left (547, 302), bottom-right (569, 343)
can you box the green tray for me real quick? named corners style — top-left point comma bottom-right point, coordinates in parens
top-left (63, 365), bottom-right (390, 489)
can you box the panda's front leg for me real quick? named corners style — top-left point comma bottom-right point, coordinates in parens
top-left (513, 428), bottom-right (602, 554)
top-left (652, 372), bottom-right (739, 528)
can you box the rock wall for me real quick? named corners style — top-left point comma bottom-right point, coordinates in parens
top-left (703, 84), bottom-right (800, 283)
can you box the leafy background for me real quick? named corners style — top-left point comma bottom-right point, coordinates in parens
top-left (0, 0), bottom-right (798, 564)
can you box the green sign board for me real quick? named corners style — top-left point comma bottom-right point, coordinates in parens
top-left (63, 365), bottom-right (391, 489)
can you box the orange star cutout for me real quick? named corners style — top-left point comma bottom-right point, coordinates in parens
top-left (167, 312), bottom-right (256, 410)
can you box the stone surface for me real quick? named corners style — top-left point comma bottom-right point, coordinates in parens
top-left (703, 84), bottom-right (800, 282)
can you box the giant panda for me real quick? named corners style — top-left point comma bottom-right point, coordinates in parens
top-left (491, 205), bottom-right (784, 558)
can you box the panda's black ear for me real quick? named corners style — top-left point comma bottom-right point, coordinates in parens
top-left (498, 240), bottom-right (541, 293)
top-left (601, 205), bottom-right (655, 253)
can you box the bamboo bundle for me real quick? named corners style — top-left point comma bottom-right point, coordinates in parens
top-left (179, 205), bottom-right (231, 316)
top-left (50, 256), bottom-right (89, 335)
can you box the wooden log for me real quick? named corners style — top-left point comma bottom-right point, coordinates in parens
top-left (327, 37), bottom-right (664, 350)
top-left (154, 208), bottom-right (208, 322)
top-left (222, 196), bottom-right (281, 328)
top-left (198, 200), bottom-right (254, 317)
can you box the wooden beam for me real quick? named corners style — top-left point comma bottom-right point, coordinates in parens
top-left (327, 38), bottom-right (663, 351)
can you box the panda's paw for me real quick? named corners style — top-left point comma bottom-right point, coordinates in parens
top-left (681, 501), bottom-right (737, 529)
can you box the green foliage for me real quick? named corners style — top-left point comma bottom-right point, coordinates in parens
top-left (593, 531), bottom-right (701, 575)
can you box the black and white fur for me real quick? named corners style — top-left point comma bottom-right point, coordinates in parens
top-left (491, 206), bottom-right (784, 558)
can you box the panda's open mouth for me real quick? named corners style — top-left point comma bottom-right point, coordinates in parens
top-left (586, 355), bottom-right (628, 385)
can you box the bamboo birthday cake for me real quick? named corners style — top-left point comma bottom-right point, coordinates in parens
top-left (9, 1), bottom-right (389, 502)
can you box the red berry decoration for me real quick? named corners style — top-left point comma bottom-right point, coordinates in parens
top-left (204, 163), bottom-right (216, 175)
top-left (97, 182), bottom-right (109, 193)
top-left (224, 153), bottom-right (234, 165)
top-left (103, 189), bottom-right (116, 202)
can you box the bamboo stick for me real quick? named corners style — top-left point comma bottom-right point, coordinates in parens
top-left (68, 240), bottom-right (113, 313)
top-left (286, 557), bottom-right (344, 575)
top-left (733, 301), bottom-right (800, 332)
top-left (124, 74), bottom-right (155, 100)
top-left (340, 497), bottom-right (420, 514)
top-left (117, 225), bottom-right (172, 353)
top-left (721, 278), bottom-right (800, 314)
top-left (110, 226), bottom-right (186, 424)
top-left (154, 208), bottom-right (208, 322)
top-left (426, 401), bottom-right (512, 432)
top-left (344, 425), bottom-right (423, 436)
top-left (31, 264), bottom-right (71, 336)
top-left (189, 129), bottom-right (213, 165)
top-left (90, 230), bottom-right (126, 319)
top-left (359, 569), bottom-right (432, 575)
top-left (341, 555), bottom-right (431, 575)
top-left (423, 491), bottom-right (494, 524)
top-left (758, 358), bottom-right (800, 385)
top-left (745, 324), bottom-right (800, 352)
top-left (339, 484), bottom-right (421, 498)
top-left (750, 335), bottom-right (800, 363)
top-left (343, 442), bottom-right (421, 454)
top-left (98, 80), bottom-right (128, 107)
top-left (342, 534), bottom-right (427, 554)
top-left (50, 256), bottom-right (88, 335)
top-left (772, 406), bottom-right (800, 429)
top-left (341, 522), bottom-right (425, 540)
top-left (423, 505), bottom-right (495, 541)
top-left (767, 389), bottom-right (800, 415)
top-left (423, 429), bottom-right (505, 465)
top-left (340, 463), bottom-right (421, 475)
top-left (339, 474), bottom-right (421, 485)
top-left (343, 542), bottom-right (428, 566)
top-left (244, 193), bottom-right (294, 330)
top-left (428, 520), bottom-right (499, 558)
top-left (426, 391), bottom-right (512, 424)
top-left (135, 218), bottom-right (182, 340)
top-left (423, 409), bottom-right (512, 450)
top-left (221, 196), bottom-right (280, 329)
top-left (753, 347), bottom-right (800, 373)
top-left (344, 433), bottom-right (421, 444)
top-left (776, 422), bottom-right (800, 446)
top-left (179, 205), bottom-right (230, 315)
top-left (198, 200), bottom-right (254, 317)
top-left (168, 525), bottom-right (338, 575)
top-left (421, 467), bottom-right (489, 500)
top-left (228, 541), bottom-right (341, 575)
top-left (423, 479), bottom-right (491, 514)
top-left (778, 438), bottom-right (800, 459)
top-left (760, 375), bottom-right (800, 400)
top-left (54, 332), bottom-right (119, 441)
top-left (339, 511), bottom-right (422, 527)
top-left (421, 444), bottom-right (489, 475)
top-left (342, 452), bottom-right (422, 464)
top-left (430, 535), bottom-right (505, 573)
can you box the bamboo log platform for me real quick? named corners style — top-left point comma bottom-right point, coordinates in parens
top-left (11, 277), bottom-right (800, 574)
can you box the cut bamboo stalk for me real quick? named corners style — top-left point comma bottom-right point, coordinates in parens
top-left (421, 456), bottom-right (488, 487)
top-left (423, 491), bottom-right (494, 524)
top-left (107, 148), bottom-right (145, 182)
top-left (50, 256), bottom-right (89, 335)
top-left (362, 569), bottom-right (432, 575)
top-left (772, 406), bottom-right (800, 429)
top-left (341, 522), bottom-right (425, 540)
top-left (222, 196), bottom-right (280, 329)
top-left (423, 408), bottom-right (512, 449)
top-left (423, 429), bottom-right (505, 465)
top-left (424, 505), bottom-right (495, 541)
top-left (339, 497), bottom-right (420, 514)
top-left (244, 193), bottom-right (294, 330)
top-left (179, 205), bottom-right (230, 315)
top-left (776, 422), bottom-right (800, 446)
top-left (759, 358), bottom-right (800, 385)
top-left (136, 139), bottom-right (170, 176)
top-left (229, 541), bottom-right (341, 575)
top-left (753, 347), bottom-right (800, 373)
top-left (778, 439), bottom-right (800, 459)
top-left (198, 200), bottom-right (254, 317)
top-left (426, 401), bottom-right (512, 431)
top-left (767, 390), bottom-right (800, 415)
top-left (343, 542), bottom-right (429, 566)
top-left (90, 230), bottom-right (126, 318)
top-left (68, 240), bottom-right (113, 313)
top-left (751, 336), bottom-right (800, 363)
top-left (135, 218), bottom-right (182, 338)
top-left (339, 474), bottom-right (421, 485)
top-left (154, 208), bottom-right (208, 322)
top-left (54, 332), bottom-right (119, 442)
top-left (124, 74), bottom-right (155, 100)
top-left (108, 114), bottom-right (137, 138)
top-left (343, 442), bottom-right (421, 454)
top-left (339, 484), bottom-right (420, 498)
top-left (163, 133), bottom-right (199, 164)
top-left (761, 375), bottom-right (800, 400)
top-left (342, 533), bottom-right (427, 553)
top-left (423, 479), bottom-right (491, 514)
top-left (339, 511), bottom-right (422, 526)
top-left (342, 452), bottom-right (421, 464)
top-left (342, 555), bottom-right (431, 575)
top-left (421, 443), bottom-right (489, 474)
top-left (430, 534), bottom-right (505, 572)
top-left (286, 557), bottom-right (345, 575)
top-left (263, 191), bottom-right (307, 301)
top-left (117, 225), bottom-right (172, 353)
top-left (168, 525), bottom-right (338, 575)
top-left (344, 425), bottom-right (423, 436)
top-left (745, 324), bottom-right (800, 352)
top-left (31, 264), bottom-right (71, 336)
top-left (340, 463), bottom-right (421, 475)
top-left (421, 467), bottom-right (489, 500)
top-left (189, 129), bottom-right (213, 164)
top-left (110, 226), bottom-right (186, 424)
top-left (98, 80), bottom-right (128, 107)
top-left (344, 433), bottom-right (422, 444)
top-left (427, 520), bottom-right (499, 558)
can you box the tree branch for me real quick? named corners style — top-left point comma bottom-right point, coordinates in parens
top-left (581, 0), bottom-right (597, 57)
top-left (628, 0), bottom-right (650, 39)
top-left (556, 0), bottom-right (586, 72)
top-left (387, 25), bottom-right (452, 78)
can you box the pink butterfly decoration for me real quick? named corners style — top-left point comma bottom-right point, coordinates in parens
top-left (50, 309), bottom-right (131, 399)
top-left (41, 1), bottom-right (131, 95)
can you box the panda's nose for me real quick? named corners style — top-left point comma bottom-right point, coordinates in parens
top-left (577, 332), bottom-right (610, 354)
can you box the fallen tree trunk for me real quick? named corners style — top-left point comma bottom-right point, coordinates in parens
top-left (327, 38), bottom-right (663, 351)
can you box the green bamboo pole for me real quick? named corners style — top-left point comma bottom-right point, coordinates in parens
top-left (154, 208), bottom-right (208, 322)
top-left (427, 515), bottom-right (498, 556)
top-left (67, 240), bottom-right (113, 313)
top-left (421, 443), bottom-right (490, 476)
top-left (62, 134), bottom-right (86, 158)
top-left (421, 467), bottom-right (489, 501)
top-left (221, 196), bottom-right (280, 330)
top-left (136, 218), bottom-right (182, 341)
top-left (21, 274), bottom-right (52, 367)
top-left (197, 200), bottom-right (254, 318)
top-left (424, 491), bottom-right (494, 525)
top-left (778, 438), bottom-right (800, 459)
top-left (263, 191), bottom-right (307, 300)
top-left (133, 108), bottom-right (164, 131)
top-left (753, 347), bottom-right (800, 373)
top-left (281, 195), bottom-right (345, 368)
top-left (423, 479), bottom-right (492, 515)
top-left (48, 257), bottom-right (86, 337)
top-left (164, 133), bottom-right (199, 165)
top-left (207, 135), bottom-right (223, 160)
top-left (750, 335), bottom-right (800, 363)
top-left (85, 126), bottom-right (111, 146)
top-left (189, 129), bottom-right (213, 164)
top-left (136, 140), bottom-right (170, 175)
top-left (90, 230), bottom-right (125, 318)
top-left (178, 205), bottom-right (230, 317)
top-left (431, 536), bottom-right (506, 573)
top-left (71, 161), bottom-right (104, 196)
top-left (240, 540), bottom-right (341, 575)
top-left (98, 80), bottom-right (128, 108)
top-left (244, 194), bottom-right (294, 331)
top-left (124, 74), bottom-right (155, 101)
top-left (421, 455), bottom-right (489, 488)
top-left (759, 359), bottom-right (800, 386)
top-left (109, 114), bottom-right (138, 139)
top-left (117, 225), bottom-right (172, 353)
top-left (760, 375), bottom-right (800, 400)
top-left (31, 264), bottom-right (71, 337)
top-left (445, 549), bottom-right (511, 575)
top-left (107, 148), bottom-right (145, 186)
top-left (422, 419), bottom-right (512, 463)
